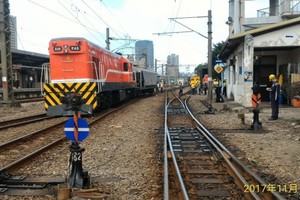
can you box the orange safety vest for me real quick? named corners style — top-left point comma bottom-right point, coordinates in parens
top-left (251, 93), bottom-right (261, 108)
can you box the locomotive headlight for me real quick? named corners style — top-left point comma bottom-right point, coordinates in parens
top-left (61, 93), bottom-right (85, 111)
top-left (64, 44), bottom-right (68, 53)
top-left (71, 95), bottom-right (82, 107)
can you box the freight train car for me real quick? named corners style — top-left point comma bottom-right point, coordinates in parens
top-left (42, 37), bottom-right (158, 116)
top-left (134, 67), bottom-right (158, 95)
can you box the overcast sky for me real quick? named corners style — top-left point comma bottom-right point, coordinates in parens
top-left (10, 0), bottom-right (268, 70)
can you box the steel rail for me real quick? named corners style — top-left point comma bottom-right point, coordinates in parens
top-left (184, 95), bottom-right (286, 200)
top-left (171, 89), bottom-right (186, 108)
top-left (0, 114), bottom-right (47, 125)
top-left (0, 114), bottom-right (51, 131)
top-left (1, 137), bottom-right (67, 172)
top-left (164, 89), bottom-right (189, 200)
top-left (184, 96), bottom-right (259, 199)
top-left (16, 97), bottom-right (44, 103)
top-left (0, 99), bottom-right (139, 173)
top-left (195, 126), bottom-right (260, 199)
top-left (163, 91), bottom-right (168, 200)
top-left (0, 121), bottom-right (67, 149)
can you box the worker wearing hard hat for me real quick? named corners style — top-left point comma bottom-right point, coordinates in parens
top-left (266, 74), bottom-right (280, 120)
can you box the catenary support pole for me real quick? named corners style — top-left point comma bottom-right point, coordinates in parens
top-left (106, 27), bottom-right (110, 50)
top-left (0, 0), bottom-right (17, 106)
top-left (207, 9), bottom-right (213, 111)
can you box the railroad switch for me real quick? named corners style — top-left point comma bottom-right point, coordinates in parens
top-left (68, 142), bottom-right (90, 189)
top-left (200, 100), bottom-right (215, 114)
top-left (62, 93), bottom-right (91, 189)
top-left (204, 105), bottom-right (215, 114)
top-left (251, 107), bottom-right (262, 130)
top-left (251, 84), bottom-right (262, 130)
top-left (0, 170), bottom-right (26, 182)
top-left (0, 172), bottom-right (64, 195)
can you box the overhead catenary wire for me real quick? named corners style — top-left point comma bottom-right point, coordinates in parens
top-left (57, 0), bottom-right (105, 46)
top-left (61, 0), bottom-right (109, 39)
top-left (80, 0), bottom-right (135, 52)
top-left (64, 0), bottom-right (132, 51)
top-left (16, 32), bottom-right (35, 66)
top-left (26, 0), bottom-right (107, 46)
top-left (16, 26), bottom-right (48, 52)
top-left (171, 0), bottom-right (183, 33)
top-left (98, 0), bottom-right (130, 38)
top-left (80, 0), bottom-right (123, 39)
top-left (165, 0), bottom-right (183, 56)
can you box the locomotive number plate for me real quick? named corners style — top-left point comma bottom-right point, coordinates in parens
top-left (70, 46), bottom-right (81, 51)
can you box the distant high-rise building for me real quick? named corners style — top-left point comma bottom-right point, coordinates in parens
top-left (9, 15), bottom-right (17, 49)
top-left (166, 54), bottom-right (180, 84)
top-left (135, 40), bottom-right (154, 68)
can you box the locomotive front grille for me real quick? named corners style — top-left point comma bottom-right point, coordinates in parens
top-left (43, 82), bottom-right (97, 111)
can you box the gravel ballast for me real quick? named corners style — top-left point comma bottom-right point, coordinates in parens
top-left (1, 92), bottom-right (299, 199)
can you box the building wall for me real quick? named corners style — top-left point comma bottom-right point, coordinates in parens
top-left (225, 24), bottom-right (300, 107)
top-left (135, 40), bottom-right (154, 69)
top-left (166, 54), bottom-right (179, 84)
top-left (229, 0), bottom-right (245, 35)
top-left (253, 25), bottom-right (300, 47)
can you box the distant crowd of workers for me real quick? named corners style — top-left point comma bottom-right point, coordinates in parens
top-left (189, 75), bottom-right (227, 102)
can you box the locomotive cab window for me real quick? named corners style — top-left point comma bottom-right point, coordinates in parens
top-left (123, 62), bottom-right (129, 71)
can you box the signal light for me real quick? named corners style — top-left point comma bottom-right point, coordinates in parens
top-left (76, 41), bottom-right (82, 46)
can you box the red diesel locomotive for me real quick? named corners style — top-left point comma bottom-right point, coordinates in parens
top-left (42, 37), bottom-right (158, 116)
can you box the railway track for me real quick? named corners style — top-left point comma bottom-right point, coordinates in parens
top-left (0, 113), bottom-right (51, 131)
top-left (16, 97), bottom-right (44, 104)
top-left (164, 89), bottom-right (285, 199)
top-left (0, 99), bottom-right (137, 196)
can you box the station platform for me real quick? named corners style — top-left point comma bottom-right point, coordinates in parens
top-left (0, 88), bottom-right (42, 99)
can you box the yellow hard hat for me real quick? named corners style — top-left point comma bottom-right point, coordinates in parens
top-left (269, 74), bottom-right (275, 81)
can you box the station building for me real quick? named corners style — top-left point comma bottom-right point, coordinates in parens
top-left (0, 49), bottom-right (49, 89)
top-left (0, 49), bottom-right (49, 100)
top-left (220, 0), bottom-right (300, 107)
top-left (0, 15), bottom-right (49, 97)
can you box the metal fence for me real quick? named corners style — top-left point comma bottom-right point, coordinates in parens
top-left (257, 0), bottom-right (300, 17)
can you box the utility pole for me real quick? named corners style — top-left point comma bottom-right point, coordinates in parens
top-left (144, 53), bottom-right (148, 69)
top-left (153, 12), bottom-right (213, 107)
top-left (105, 27), bottom-right (110, 50)
top-left (207, 9), bottom-right (213, 111)
top-left (0, 0), bottom-right (16, 105)
top-left (105, 30), bottom-right (138, 53)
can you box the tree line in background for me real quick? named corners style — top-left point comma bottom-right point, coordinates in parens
top-left (194, 41), bottom-right (225, 79)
